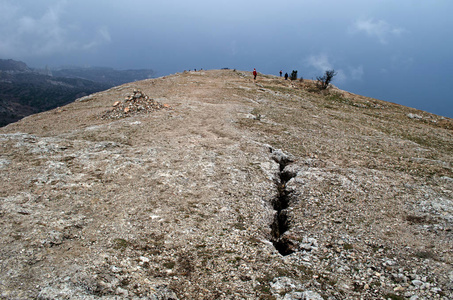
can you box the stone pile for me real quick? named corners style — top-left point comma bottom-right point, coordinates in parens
top-left (102, 89), bottom-right (170, 119)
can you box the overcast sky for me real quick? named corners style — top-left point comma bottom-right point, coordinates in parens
top-left (1, 0), bottom-right (452, 117)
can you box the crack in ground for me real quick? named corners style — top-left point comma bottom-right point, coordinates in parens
top-left (269, 148), bottom-right (297, 256)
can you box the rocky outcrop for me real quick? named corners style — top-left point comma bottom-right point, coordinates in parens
top-left (0, 70), bottom-right (451, 299)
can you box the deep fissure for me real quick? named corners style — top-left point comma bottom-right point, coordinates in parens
top-left (270, 150), bottom-right (296, 256)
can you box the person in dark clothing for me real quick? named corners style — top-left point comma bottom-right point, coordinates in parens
top-left (253, 68), bottom-right (257, 80)
top-left (284, 72), bottom-right (288, 80)
top-left (279, 70), bottom-right (282, 77)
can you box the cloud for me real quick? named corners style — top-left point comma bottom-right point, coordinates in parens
top-left (0, 1), bottom-right (110, 58)
top-left (349, 65), bottom-right (364, 80)
top-left (97, 27), bottom-right (111, 43)
top-left (0, 1), bottom-right (18, 22)
top-left (81, 26), bottom-right (112, 51)
top-left (351, 18), bottom-right (405, 44)
top-left (391, 55), bottom-right (414, 68)
top-left (305, 54), bottom-right (363, 84)
top-left (305, 54), bottom-right (345, 83)
top-left (306, 54), bottom-right (333, 72)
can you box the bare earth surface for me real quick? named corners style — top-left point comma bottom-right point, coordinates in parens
top-left (0, 70), bottom-right (452, 299)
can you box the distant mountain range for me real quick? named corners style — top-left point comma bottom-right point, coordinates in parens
top-left (0, 59), bottom-right (154, 127)
top-left (51, 66), bottom-right (154, 87)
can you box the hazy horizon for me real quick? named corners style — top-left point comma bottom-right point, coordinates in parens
top-left (1, 0), bottom-right (452, 118)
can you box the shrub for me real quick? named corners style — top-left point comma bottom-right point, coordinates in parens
top-left (316, 69), bottom-right (337, 90)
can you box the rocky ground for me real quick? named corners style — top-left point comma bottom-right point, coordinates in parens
top-left (0, 70), bottom-right (452, 299)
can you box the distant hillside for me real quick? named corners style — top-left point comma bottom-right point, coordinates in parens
top-left (0, 59), bottom-right (155, 127)
top-left (0, 59), bottom-right (30, 72)
top-left (0, 60), bottom-right (110, 127)
top-left (52, 66), bottom-right (155, 87)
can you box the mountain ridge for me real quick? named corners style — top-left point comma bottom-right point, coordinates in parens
top-left (0, 69), bottom-right (451, 299)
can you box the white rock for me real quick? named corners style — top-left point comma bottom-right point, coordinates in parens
top-left (270, 277), bottom-right (300, 294)
top-left (412, 279), bottom-right (424, 287)
top-left (407, 113), bottom-right (422, 119)
top-left (116, 287), bottom-right (128, 296)
top-left (139, 256), bottom-right (150, 263)
top-left (302, 290), bottom-right (324, 300)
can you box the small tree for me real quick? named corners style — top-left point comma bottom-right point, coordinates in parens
top-left (290, 70), bottom-right (298, 81)
top-left (316, 69), bottom-right (337, 90)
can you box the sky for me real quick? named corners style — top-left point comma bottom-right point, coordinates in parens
top-left (1, 0), bottom-right (452, 118)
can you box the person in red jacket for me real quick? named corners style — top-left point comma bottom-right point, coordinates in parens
top-left (253, 68), bottom-right (257, 80)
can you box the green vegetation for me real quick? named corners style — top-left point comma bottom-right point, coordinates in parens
top-left (325, 92), bottom-right (354, 106)
top-left (163, 261), bottom-right (176, 269)
top-left (343, 243), bottom-right (354, 250)
top-left (414, 251), bottom-right (436, 260)
top-left (113, 238), bottom-right (130, 250)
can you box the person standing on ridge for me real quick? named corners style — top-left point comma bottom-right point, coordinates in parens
top-left (284, 72), bottom-right (288, 80)
top-left (279, 70), bottom-right (282, 77)
top-left (253, 68), bottom-right (257, 80)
